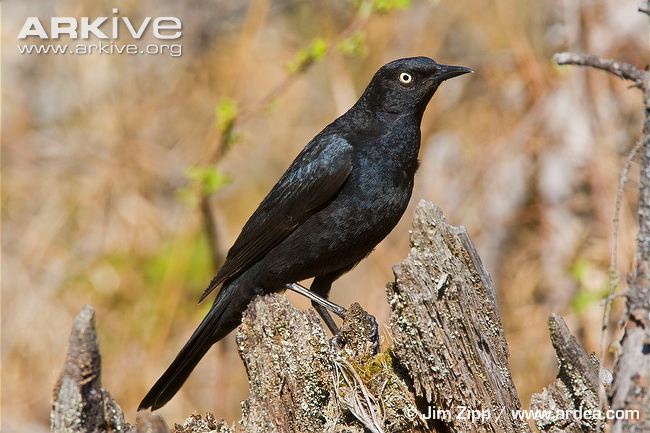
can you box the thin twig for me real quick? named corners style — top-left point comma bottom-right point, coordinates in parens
top-left (239, 2), bottom-right (372, 120)
top-left (554, 52), bottom-right (647, 91)
top-left (602, 291), bottom-right (629, 305)
top-left (598, 140), bottom-right (643, 409)
top-left (608, 4), bottom-right (650, 430)
top-left (200, 196), bottom-right (223, 270)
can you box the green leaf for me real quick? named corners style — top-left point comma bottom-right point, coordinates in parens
top-left (571, 288), bottom-right (609, 314)
top-left (569, 259), bottom-right (609, 313)
top-left (338, 31), bottom-right (367, 58)
top-left (286, 38), bottom-right (329, 74)
top-left (569, 259), bottom-right (590, 281)
top-left (371, 0), bottom-right (411, 13)
top-left (263, 99), bottom-right (280, 115)
top-left (215, 97), bottom-right (238, 134)
top-left (186, 166), bottom-right (229, 195)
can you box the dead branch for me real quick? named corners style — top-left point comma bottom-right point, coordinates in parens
top-left (609, 71), bottom-right (650, 433)
top-left (601, 139), bottom-right (643, 397)
top-left (555, 21), bottom-right (650, 429)
top-left (553, 52), bottom-right (646, 91)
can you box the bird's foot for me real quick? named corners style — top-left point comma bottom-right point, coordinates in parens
top-left (332, 303), bottom-right (380, 357)
top-left (294, 284), bottom-right (379, 355)
top-left (330, 331), bottom-right (345, 351)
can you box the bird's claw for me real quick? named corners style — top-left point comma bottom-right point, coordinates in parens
top-left (330, 304), bottom-right (380, 356)
top-left (330, 326), bottom-right (380, 355)
top-left (330, 332), bottom-right (345, 351)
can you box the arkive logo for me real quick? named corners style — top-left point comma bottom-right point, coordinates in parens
top-left (18, 9), bottom-right (182, 40)
top-left (16, 9), bottom-right (183, 57)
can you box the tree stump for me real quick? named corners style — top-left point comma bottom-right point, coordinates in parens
top-left (52, 201), bottom-right (616, 432)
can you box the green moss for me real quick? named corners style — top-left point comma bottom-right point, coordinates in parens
top-left (354, 349), bottom-right (393, 381)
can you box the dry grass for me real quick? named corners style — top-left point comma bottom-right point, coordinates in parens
top-left (2, 0), bottom-right (646, 430)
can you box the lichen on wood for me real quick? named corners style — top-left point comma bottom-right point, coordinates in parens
top-left (236, 295), bottom-right (424, 433)
top-left (387, 200), bottom-right (530, 433)
top-left (51, 201), bottom-right (561, 433)
top-left (51, 305), bottom-right (139, 433)
top-left (530, 314), bottom-right (602, 433)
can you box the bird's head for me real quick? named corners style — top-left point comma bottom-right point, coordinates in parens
top-left (359, 57), bottom-right (472, 117)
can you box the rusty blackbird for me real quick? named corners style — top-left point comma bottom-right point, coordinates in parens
top-left (139, 56), bottom-right (471, 410)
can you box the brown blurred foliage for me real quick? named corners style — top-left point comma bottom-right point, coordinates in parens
top-left (2, 0), bottom-right (647, 431)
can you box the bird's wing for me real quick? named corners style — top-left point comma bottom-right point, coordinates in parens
top-left (199, 134), bottom-right (353, 302)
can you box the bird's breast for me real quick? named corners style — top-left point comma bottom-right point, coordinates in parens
top-left (327, 147), bottom-right (417, 241)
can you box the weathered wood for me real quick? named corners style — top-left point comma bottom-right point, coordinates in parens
top-left (609, 25), bottom-right (650, 431)
top-left (136, 412), bottom-right (172, 433)
top-left (237, 294), bottom-right (337, 432)
top-left (387, 200), bottom-right (530, 433)
top-left (530, 314), bottom-right (601, 433)
top-left (51, 305), bottom-right (134, 433)
top-left (51, 305), bottom-right (178, 433)
top-left (553, 12), bottom-right (650, 429)
top-left (52, 201), bottom-right (543, 433)
top-left (236, 296), bottom-right (424, 433)
top-left (172, 413), bottom-right (233, 433)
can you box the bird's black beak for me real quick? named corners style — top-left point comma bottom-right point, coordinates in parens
top-left (432, 64), bottom-right (473, 83)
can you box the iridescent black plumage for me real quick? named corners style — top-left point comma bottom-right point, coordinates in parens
top-left (139, 57), bottom-right (471, 410)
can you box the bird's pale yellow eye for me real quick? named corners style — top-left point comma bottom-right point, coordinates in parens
top-left (399, 72), bottom-right (412, 84)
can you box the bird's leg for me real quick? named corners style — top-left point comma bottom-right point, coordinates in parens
top-left (313, 304), bottom-right (340, 335)
top-left (286, 281), bottom-right (345, 336)
top-left (310, 274), bottom-right (346, 339)
top-left (285, 282), bottom-right (347, 318)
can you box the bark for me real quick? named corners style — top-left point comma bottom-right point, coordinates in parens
top-left (50, 201), bottom-right (569, 433)
top-left (51, 305), bottom-right (173, 433)
top-left (553, 52), bottom-right (646, 90)
top-left (236, 298), bottom-right (423, 433)
top-left (609, 66), bottom-right (650, 433)
top-left (553, 9), bottom-right (650, 428)
top-left (530, 315), bottom-right (602, 433)
top-left (387, 201), bottom-right (530, 433)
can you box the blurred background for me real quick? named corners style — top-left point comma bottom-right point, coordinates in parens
top-left (2, 0), bottom-right (647, 431)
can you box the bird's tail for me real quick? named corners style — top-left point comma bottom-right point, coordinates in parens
top-left (138, 284), bottom-right (242, 411)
